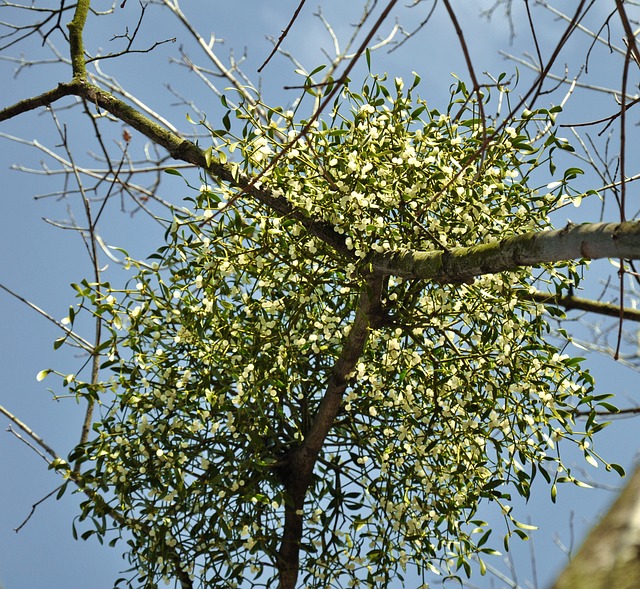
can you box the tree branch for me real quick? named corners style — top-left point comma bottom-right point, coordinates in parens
top-left (0, 398), bottom-right (193, 588)
top-left (368, 222), bottom-right (640, 282)
top-left (0, 84), bottom-right (79, 121)
top-left (521, 289), bottom-right (640, 323)
top-left (276, 274), bottom-right (383, 589)
top-left (0, 79), bottom-right (353, 257)
top-left (67, 0), bottom-right (90, 78)
top-left (0, 404), bottom-right (59, 461)
top-left (258, 0), bottom-right (308, 73)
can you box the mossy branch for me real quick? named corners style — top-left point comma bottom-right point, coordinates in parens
top-left (367, 222), bottom-right (640, 282)
top-left (67, 0), bottom-right (90, 78)
top-left (0, 79), bottom-right (352, 256)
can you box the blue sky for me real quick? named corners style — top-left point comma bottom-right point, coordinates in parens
top-left (1, 2), bottom-right (639, 588)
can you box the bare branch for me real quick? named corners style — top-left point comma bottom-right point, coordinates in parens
top-left (258, 0), bottom-right (308, 73)
top-left (13, 485), bottom-right (62, 533)
top-left (0, 404), bottom-right (59, 461)
top-left (522, 288), bottom-right (640, 322)
top-left (0, 282), bottom-right (93, 351)
top-left (86, 3), bottom-right (176, 63)
top-left (442, 0), bottom-right (487, 144)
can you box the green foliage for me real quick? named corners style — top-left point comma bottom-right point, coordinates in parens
top-left (62, 73), bottom-right (613, 588)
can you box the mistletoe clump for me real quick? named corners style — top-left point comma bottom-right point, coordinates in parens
top-left (66, 73), bottom-right (616, 589)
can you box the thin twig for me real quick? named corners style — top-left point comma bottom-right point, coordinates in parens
top-left (0, 404), bottom-right (59, 461)
top-left (216, 0), bottom-right (401, 214)
top-left (7, 425), bottom-right (50, 463)
top-left (442, 0), bottom-right (487, 158)
top-left (14, 485), bottom-right (62, 533)
top-left (258, 0), bottom-right (307, 73)
top-left (0, 282), bottom-right (92, 350)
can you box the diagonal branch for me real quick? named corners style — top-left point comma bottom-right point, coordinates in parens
top-left (0, 282), bottom-right (93, 351)
top-left (0, 404), bottom-right (59, 461)
top-left (0, 80), bottom-right (352, 257)
top-left (615, 0), bottom-right (640, 69)
top-left (0, 400), bottom-right (193, 588)
top-left (258, 0), bottom-right (308, 73)
top-left (299, 274), bottom-right (383, 467)
top-left (276, 274), bottom-right (384, 589)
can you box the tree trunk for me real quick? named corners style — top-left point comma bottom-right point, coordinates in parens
top-left (552, 463), bottom-right (640, 589)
